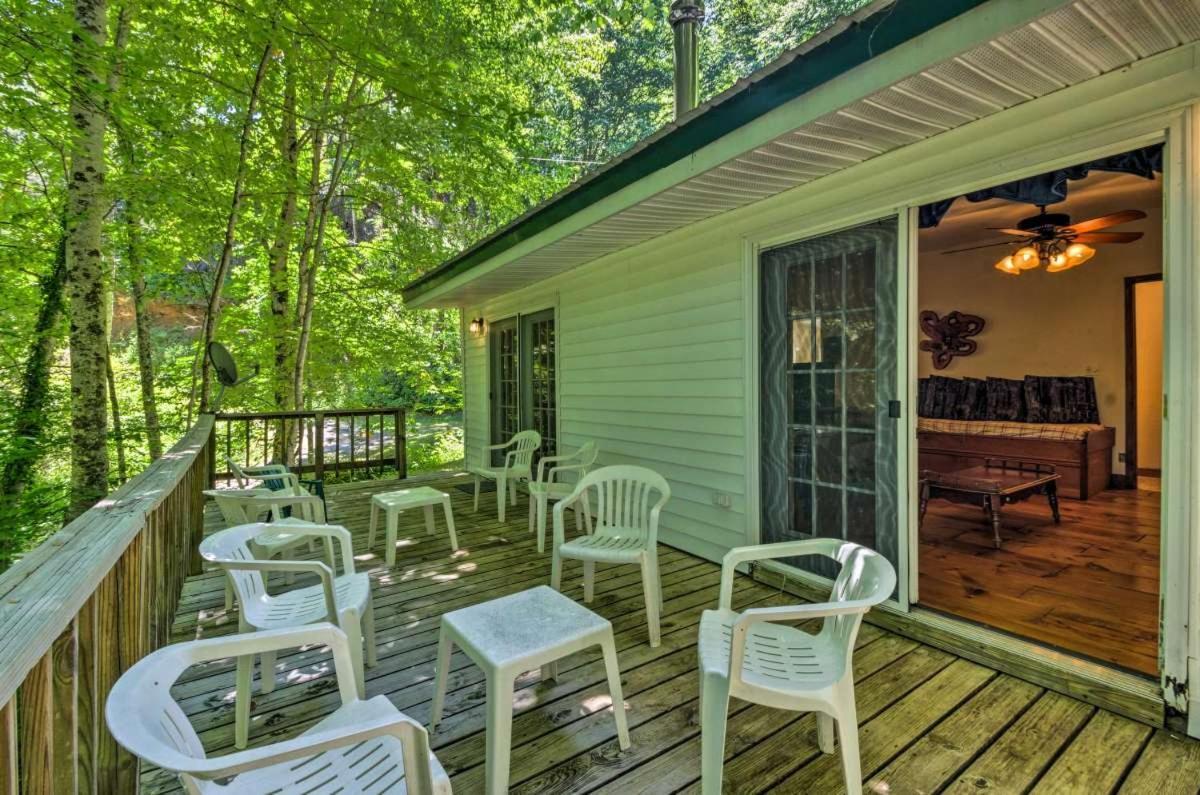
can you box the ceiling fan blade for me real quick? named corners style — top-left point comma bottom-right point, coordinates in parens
top-left (984, 228), bottom-right (1036, 236)
top-left (941, 241), bottom-right (1018, 254)
top-left (1072, 231), bottom-right (1144, 244)
top-left (1064, 209), bottom-right (1147, 234)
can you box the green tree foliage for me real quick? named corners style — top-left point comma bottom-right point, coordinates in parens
top-left (0, 0), bottom-right (866, 561)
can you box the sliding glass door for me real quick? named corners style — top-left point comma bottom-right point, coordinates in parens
top-left (759, 218), bottom-right (901, 588)
top-left (489, 310), bottom-right (557, 464)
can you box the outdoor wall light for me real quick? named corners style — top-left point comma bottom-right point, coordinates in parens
top-left (469, 317), bottom-right (486, 336)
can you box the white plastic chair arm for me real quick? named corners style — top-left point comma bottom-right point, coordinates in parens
top-left (647, 503), bottom-right (665, 548)
top-left (717, 539), bottom-right (843, 609)
top-left (727, 602), bottom-right (873, 682)
top-left (256, 491), bottom-right (320, 508)
top-left (535, 452), bottom-right (576, 482)
top-left (221, 560), bottom-right (339, 623)
top-left (551, 496), bottom-right (583, 547)
top-left (545, 463), bottom-right (586, 484)
top-left (260, 471), bottom-right (302, 488)
top-left (273, 523), bottom-right (356, 575)
top-left (484, 440), bottom-right (513, 451)
top-left (171, 712), bottom-right (434, 791)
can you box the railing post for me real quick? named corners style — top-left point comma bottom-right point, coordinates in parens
top-left (206, 415), bottom-right (216, 489)
top-left (394, 409), bottom-right (407, 480)
top-left (314, 411), bottom-right (325, 481)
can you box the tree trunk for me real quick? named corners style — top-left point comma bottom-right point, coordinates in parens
top-left (127, 201), bottom-right (162, 459)
top-left (293, 71), bottom-right (357, 413)
top-left (108, 4), bottom-right (160, 461)
top-left (65, 0), bottom-right (110, 519)
top-left (292, 131), bottom-right (350, 413)
top-left (0, 220), bottom-right (68, 564)
top-left (267, 52), bottom-right (299, 460)
top-left (105, 345), bottom-right (128, 482)
top-left (198, 40), bottom-right (274, 413)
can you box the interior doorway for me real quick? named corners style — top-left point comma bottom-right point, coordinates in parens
top-left (912, 149), bottom-right (1163, 675)
top-left (1126, 275), bottom-right (1163, 491)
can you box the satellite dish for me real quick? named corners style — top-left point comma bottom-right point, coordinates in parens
top-left (207, 341), bottom-right (258, 411)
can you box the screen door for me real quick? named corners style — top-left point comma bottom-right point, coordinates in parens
top-left (759, 218), bottom-right (901, 586)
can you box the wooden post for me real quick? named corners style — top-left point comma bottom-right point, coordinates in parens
top-left (17, 655), bottom-right (51, 795)
top-left (314, 411), bottom-right (325, 481)
top-left (207, 418), bottom-right (217, 488)
top-left (0, 699), bottom-right (16, 795)
top-left (394, 409), bottom-right (407, 480)
top-left (49, 622), bottom-right (78, 794)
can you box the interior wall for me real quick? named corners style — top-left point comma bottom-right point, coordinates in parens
top-left (1135, 280), bottom-right (1164, 471)
top-left (917, 200), bottom-right (1162, 477)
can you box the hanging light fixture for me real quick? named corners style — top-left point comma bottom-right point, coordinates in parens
top-left (995, 239), bottom-right (1097, 275)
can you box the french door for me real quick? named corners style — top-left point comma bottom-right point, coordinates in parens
top-left (758, 218), bottom-right (903, 595)
top-left (489, 309), bottom-right (557, 463)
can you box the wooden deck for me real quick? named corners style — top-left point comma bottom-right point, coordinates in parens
top-left (144, 474), bottom-right (1200, 794)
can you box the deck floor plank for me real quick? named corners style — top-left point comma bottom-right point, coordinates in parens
top-left (1117, 729), bottom-right (1200, 795)
top-left (140, 474), bottom-right (1199, 794)
top-left (943, 691), bottom-right (1095, 795)
top-left (1031, 710), bottom-right (1154, 794)
top-left (866, 674), bottom-right (1043, 794)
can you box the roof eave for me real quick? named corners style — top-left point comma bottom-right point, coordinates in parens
top-left (400, 0), bottom-right (1001, 306)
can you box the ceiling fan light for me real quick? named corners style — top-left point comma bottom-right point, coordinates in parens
top-left (995, 255), bottom-right (1020, 275)
top-left (1064, 242), bottom-right (1096, 268)
top-left (1014, 246), bottom-right (1040, 270)
top-left (1045, 251), bottom-right (1071, 273)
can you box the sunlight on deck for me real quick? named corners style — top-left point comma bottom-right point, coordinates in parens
top-left (142, 473), bottom-right (1200, 794)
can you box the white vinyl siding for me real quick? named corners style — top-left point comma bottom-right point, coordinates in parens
top-left (463, 228), bottom-right (747, 562)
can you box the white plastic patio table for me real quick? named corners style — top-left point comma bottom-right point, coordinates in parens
top-left (368, 486), bottom-right (459, 566)
top-left (430, 585), bottom-right (631, 794)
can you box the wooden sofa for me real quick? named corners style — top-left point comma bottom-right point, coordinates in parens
top-left (918, 424), bottom-right (1115, 500)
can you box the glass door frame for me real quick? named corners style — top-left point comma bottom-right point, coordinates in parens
top-left (485, 307), bottom-right (560, 465)
top-left (742, 103), bottom-right (1196, 727)
top-left (745, 212), bottom-right (913, 611)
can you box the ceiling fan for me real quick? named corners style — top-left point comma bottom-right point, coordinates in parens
top-left (942, 206), bottom-right (1146, 275)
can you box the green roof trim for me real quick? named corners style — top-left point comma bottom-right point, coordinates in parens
top-left (402, 0), bottom-right (990, 304)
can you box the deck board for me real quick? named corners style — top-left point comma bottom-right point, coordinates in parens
top-left (142, 474), bottom-right (1199, 794)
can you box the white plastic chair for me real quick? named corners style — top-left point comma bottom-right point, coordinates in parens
top-left (203, 487), bottom-right (332, 610)
top-left (105, 623), bottom-right (450, 794)
top-left (697, 539), bottom-right (897, 795)
top-left (471, 430), bottom-right (540, 523)
top-left (551, 465), bottom-right (669, 647)
top-left (200, 522), bottom-right (378, 749)
top-left (527, 441), bottom-right (598, 553)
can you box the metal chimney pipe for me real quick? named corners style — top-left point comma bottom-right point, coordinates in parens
top-left (669, 0), bottom-right (705, 118)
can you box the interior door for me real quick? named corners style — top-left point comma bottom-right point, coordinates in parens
top-left (758, 218), bottom-right (904, 598)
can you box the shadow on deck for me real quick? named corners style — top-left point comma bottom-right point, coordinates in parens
top-left (143, 473), bottom-right (1200, 794)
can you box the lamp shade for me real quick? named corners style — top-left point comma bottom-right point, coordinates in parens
top-left (1013, 246), bottom-right (1040, 270)
top-left (994, 254), bottom-right (1021, 275)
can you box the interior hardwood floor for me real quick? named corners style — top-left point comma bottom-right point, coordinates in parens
top-left (139, 473), bottom-right (1200, 793)
top-left (918, 483), bottom-right (1160, 675)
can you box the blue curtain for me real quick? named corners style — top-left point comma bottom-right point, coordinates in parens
top-left (919, 144), bottom-right (1163, 228)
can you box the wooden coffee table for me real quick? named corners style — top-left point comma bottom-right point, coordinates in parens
top-left (919, 459), bottom-right (1060, 549)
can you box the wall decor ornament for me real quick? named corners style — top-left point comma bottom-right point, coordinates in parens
top-left (919, 310), bottom-right (985, 370)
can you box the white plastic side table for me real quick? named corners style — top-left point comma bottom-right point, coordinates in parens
top-left (368, 487), bottom-right (459, 566)
top-left (429, 586), bottom-right (631, 794)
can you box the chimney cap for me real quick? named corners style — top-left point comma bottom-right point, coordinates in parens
top-left (669, 0), bottom-right (705, 27)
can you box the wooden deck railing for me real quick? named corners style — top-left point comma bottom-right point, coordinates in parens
top-left (212, 408), bottom-right (407, 483)
top-left (0, 415), bottom-right (213, 794)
